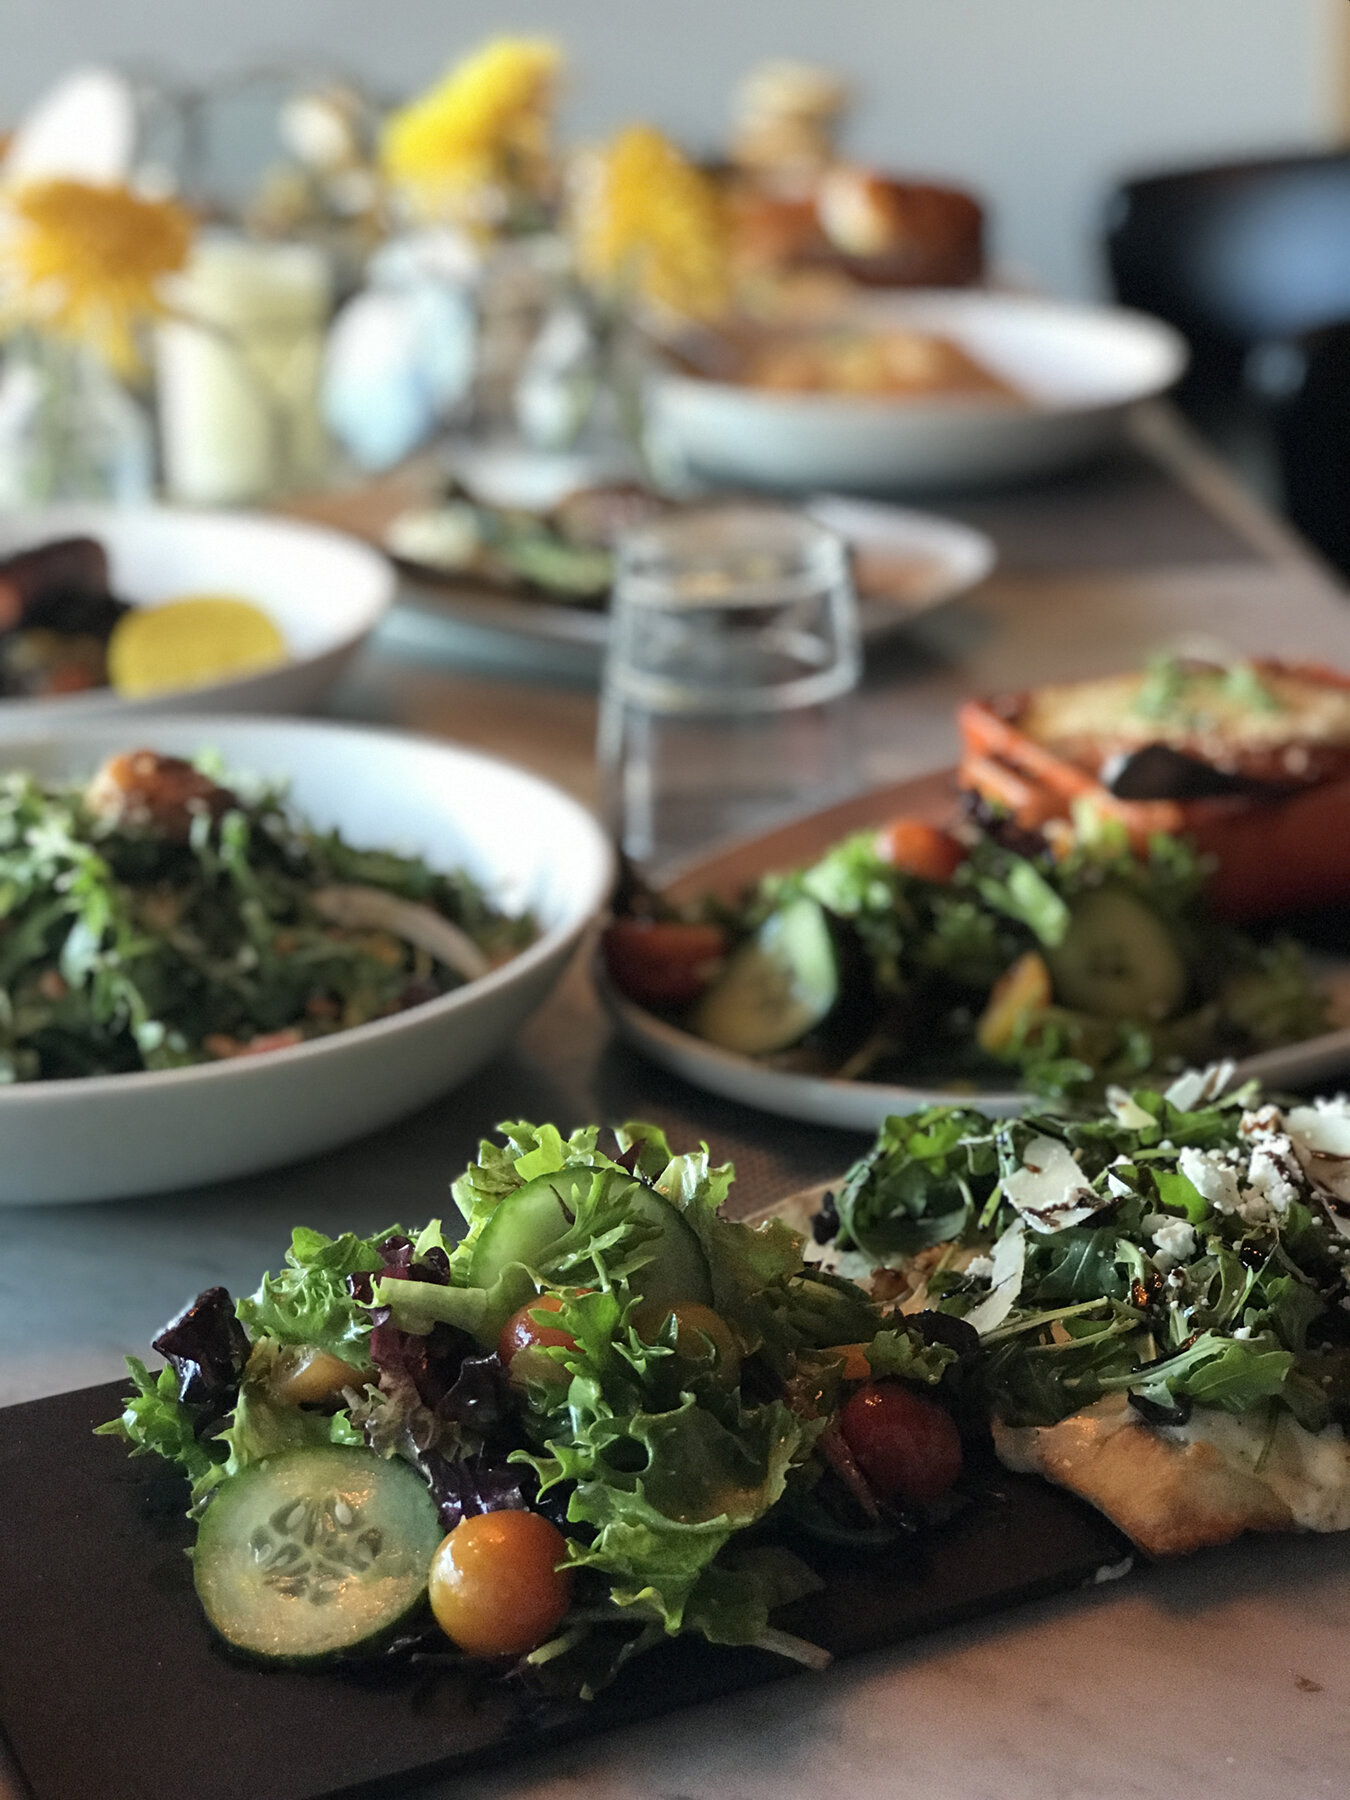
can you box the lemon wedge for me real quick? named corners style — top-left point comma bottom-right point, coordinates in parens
top-left (108, 595), bottom-right (287, 698)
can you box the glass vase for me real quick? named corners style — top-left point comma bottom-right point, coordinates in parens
top-left (0, 334), bottom-right (154, 505)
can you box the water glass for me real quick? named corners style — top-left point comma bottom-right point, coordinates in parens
top-left (598, 507), bottom-right (862, 874)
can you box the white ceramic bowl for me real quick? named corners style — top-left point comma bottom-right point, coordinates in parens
top-left (0, 718), bottom-right (613, 1204)
top-left (0, 504), bottom-right (393, 725)
top-left (649, 291), bottom-right (1189, 494)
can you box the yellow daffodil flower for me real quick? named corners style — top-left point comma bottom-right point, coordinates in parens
top-left (380, 37), bottom-right (561, 219)
top-left (1, 179), bottom-right (194, 372)
top-left (573, 126), bottom-right (728, 322)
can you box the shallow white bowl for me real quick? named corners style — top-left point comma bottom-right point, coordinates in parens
top-left (650, 291), bottom-right (1189, 494)
top-left (0, 504), bottom-right (394, 725)
top-left (0, 718), bottom-right (613, 1204)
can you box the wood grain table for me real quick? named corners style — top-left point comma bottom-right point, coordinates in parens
top-left (4, 405), bottom-right (1350, 1800)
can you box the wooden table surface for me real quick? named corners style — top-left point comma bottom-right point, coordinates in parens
top-left (5, 405), bottom-right (1350, 1800)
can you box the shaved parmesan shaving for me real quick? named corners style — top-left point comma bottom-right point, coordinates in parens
top-left (1163, 1061), bottom-right (1236, 1112)
top-left (1285, 1099), bottom-right (1350, 1233)
top-left (1105, 1086), bottom-right (1156, 1130)
top-left (963, 1219), bottom-right (1025, 1337)
top-left (1004, 1135), bottom-right (1101, 1233)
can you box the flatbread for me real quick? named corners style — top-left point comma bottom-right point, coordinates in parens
top-left (996, 1396), bottom-right (1350, 1557)
top-left (753, 1186), bottom-right (1350, 1557)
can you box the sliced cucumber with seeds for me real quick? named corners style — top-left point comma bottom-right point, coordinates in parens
top-left (1047, 886), bottom-right (1187, 1022)
top-left (194, 1446), bottom-right (441, 1663)
top-left (468, 1166), bottom-right (711, 1308)
top-left (691, 897), bottom-right (842, 1057)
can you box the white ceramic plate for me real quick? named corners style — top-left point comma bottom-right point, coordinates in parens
top-left (0, 504), bottom-right (394, 726)
top-left (388, 479), bottom-right (995, 655)
top-left (595, 768), bottom-right (1350, 1135)
top-left (0, 717), bottom-right (613, 1204)
top-left (599, 966), bottom-right (1026, 1131)
top-left (648, 291), bottom-right (1189, 494)
top-left (600, 963), bottom-right (1350, 1136)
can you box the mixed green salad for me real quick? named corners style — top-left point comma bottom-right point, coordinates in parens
top-left (102, 1121), bottom-right (967, 1690)
top-left (0, 750), bottom-right (532, 1081)
top-left (813, 1066), bottom-right (1350, 1435)
top-left (604, 804), bottom-right (1328, 1099)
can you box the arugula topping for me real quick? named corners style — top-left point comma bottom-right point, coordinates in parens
top-left (830, 1077), bottom-right (1350, 1431)
top-left (0, 763), bottom-right (532, 1081)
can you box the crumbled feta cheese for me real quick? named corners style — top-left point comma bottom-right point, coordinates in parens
top-left (1106, 1170), bottom-right (1134, 1199)
top-left (1178, 1145), bottom-right (1243, 1215)
top-left (1233, 1325), bottom-right (1253, 1340)
top-left (1004, 1136), bottom-right (1101, 1233)
top-left (1243, 1136), bottom-right (1302, 1219)
top-left (1240, 1104), bottom-right (1285, 1139)
top-left (1142, 1213), bottom-right (1197, 1270)
top-left (964, 1254), bottom-right (995, 1282)
top-left (1164, 1062), bottom-right (1236, 1112)
top-left (1105, 1085), bottom-right (1156, 1129)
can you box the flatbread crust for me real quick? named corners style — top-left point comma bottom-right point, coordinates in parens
top-left (995, 1396), bottom-right (1350, 1557)
top-left (753, 1188), bottom-right (1350, 1557)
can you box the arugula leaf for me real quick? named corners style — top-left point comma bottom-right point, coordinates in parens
top-left (835, 1107), bottom-right (998, 1259)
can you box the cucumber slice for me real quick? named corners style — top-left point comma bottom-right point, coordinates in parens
top-left (691, 897), bottom-right (841, 1057)
top-left (194, 1446), bottom-right (441, 1663)
top-left (1046, 886), bottom-right (1187, 1022)
top-left (468, 1166), bottom-right (712, 1308)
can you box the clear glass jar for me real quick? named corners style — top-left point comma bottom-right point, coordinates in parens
top-left (0, 333), bottom-right (154, 504)
top-left (599, 506), bottom-right (863, 873)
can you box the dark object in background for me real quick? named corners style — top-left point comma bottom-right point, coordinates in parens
top-left (0, 534), bottom-right (131, 696)
top-left (1104, 151), bottom-right (1350, 407)
top-left (1249, 320), bottom-right (1350, 580)
top-left (1103, 151), bottom-right (1350, 578)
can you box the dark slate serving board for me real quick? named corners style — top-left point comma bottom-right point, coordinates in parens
top-left (0, 1381), bottom-right (1130, 1800)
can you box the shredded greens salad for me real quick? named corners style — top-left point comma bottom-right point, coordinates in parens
top-left (102, 1120), bottom-right (961, 1691)
top-left (620, 804), bottom-right (1328, 1100)
top-left (815, 1067), bottom-right (1350, 1433)
top-left (0, 751), bottom-right (532, 1081)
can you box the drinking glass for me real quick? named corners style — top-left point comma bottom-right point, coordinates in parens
top-left (599, 507), bottom-right (862, 874)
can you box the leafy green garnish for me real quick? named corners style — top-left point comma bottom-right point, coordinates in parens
top-left (236, 1226), bottom-right (392, 1364)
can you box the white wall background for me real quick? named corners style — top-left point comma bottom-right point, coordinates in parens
top-left (0, 0), bottom-right (1339, 296)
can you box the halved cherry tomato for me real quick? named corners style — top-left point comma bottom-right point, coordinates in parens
top-left (602, 918), bottom-right (728, 1008)
top-left (839, 1380), bottom-right (963, 1505)
top-left (497, 1293), bottom-right (578, 1366)
top-left (428, 1510), bottom-right (573, 1657)
top-left (875, 819), bottom-right (966, 883)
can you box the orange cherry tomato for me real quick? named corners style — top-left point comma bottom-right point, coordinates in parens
top-left (428, 1510), bottom-right (574, 1658)
top-left (497, 1293), bottom-right (578, 1367)
top-left (875, 819), bottom-right (966, 883)
top-left (839, 1380), bottom-right (963, 1505)
top-left (632, 1300), bottom-right (742, 1389)
top-left (602, 918), bottom-right (728, 1008)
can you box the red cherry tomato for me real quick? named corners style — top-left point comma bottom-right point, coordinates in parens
top-left (428, 1511), bottom-right (573, 1658)
top-left (875, 819), bottom-right (966, 884)
top-left (497, 1293), bottom-right (577, 1366)
top-left (602, 918), bottom-right (728, 1008)
top-left (839, 1380), bottom-right (963, 1505)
